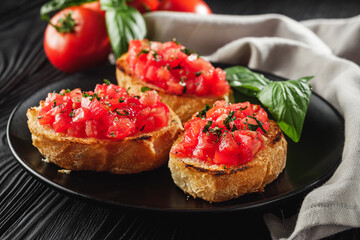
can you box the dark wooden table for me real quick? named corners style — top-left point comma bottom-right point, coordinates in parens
top-left (1, 0), bottom-right (359, 239)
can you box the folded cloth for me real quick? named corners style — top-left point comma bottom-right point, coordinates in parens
top-left (144, 12), bottom-right (360, 240)
top-left (302, 16), bottom-right (360, 65)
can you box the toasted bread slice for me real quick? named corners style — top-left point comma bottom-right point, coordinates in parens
top-left (27, 105), bottom-right (183, 174)
top-left (116, 54), bottom-right (229, 122)
top-left (168, 120), bottom-right (287, 202)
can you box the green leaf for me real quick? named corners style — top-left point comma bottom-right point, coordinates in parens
top-left (225, 66), bottom-right (270, 97)
top-left (224, 65), bottom-right (313, 142)
top-left (103, 5), bottom-right (146, 58)
top-left (257, 77), bottom-right (312, 142)
top-left (40, 0), bottom-right (96, 20)
top-left (141, 86), bottom-right (151, 92)
top-left (100, 0), bottom-right (127, 10)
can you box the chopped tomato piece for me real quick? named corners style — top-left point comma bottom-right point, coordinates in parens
top-left (53, 113), bottom-right (71, 133)
top-left (72, 108), bottom-right (91, 123)
top-left (106, 118), bottom-right (135, 139)
top-left (85, 120), bottom-right (98, 137)
top-left (218, 132), bottom-right (239, 154)
top-left (66, 123), bottom-right (85, 137)
top-left (140, 90), bottom-right (160, 107)
top-left (192, 132), bottom-right (217, 160)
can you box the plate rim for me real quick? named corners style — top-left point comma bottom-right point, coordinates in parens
top-left (6, 69), bottom-right (344, 213)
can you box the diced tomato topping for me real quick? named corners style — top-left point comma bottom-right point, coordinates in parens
top-left (66, 123), bottom-right (85, 137)
top-left (140, 90), bottom-right (160, 107)
top-left (124, 39), bottom-right (230, 97)
top-left (53, 113), bottom-right (71, 133)
top-left (72, 108), bottom-right (91, 123)
top-left (37, 84), bottom-right (170, 140)
top-left (192, 132), bottom-right (217, 160)
top-left (85, 120), bottom-right (98, 137)
top-left (106, 118), bottom-right (136, 139)
top-left (171, 101), bottom-right (269, 166)
top-left (182, 118), bottom-right (205, 148)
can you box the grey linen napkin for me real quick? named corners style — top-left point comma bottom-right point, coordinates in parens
top-left (144, 12), bottom-right (360, 240)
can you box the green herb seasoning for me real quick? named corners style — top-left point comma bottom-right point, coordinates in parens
top-left (89, 93), bottom-right (100, 101)
top-left (69, 109), bottom-right (75, 118)
top-left (172, 38), bottom-right (179, 45)
top-left (141, 87), bottom-right (151, 92)
top-left (126, 87), bottom-right (131, 96)
top-left (152, 50), bottom-right (160, 62)
top-left (248, 116), bottom-right (267, 133)
top-left (196, 104), bottom-right (212, 119)
top-left (203, 120), bottom-right (213, 133)
top-left (209, 126), bottom-right (222, 141)
top-left (104, 79), bottom-right (111, 85)
top-left (116, 109), bottom-right (130, 117)
top-left (137, 49), bottom-right (149, 58)
top-left (223, 110), bottom-right (236, 130)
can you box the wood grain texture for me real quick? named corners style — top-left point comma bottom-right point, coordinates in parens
top-left (1, 0), bottom-right (359, 239)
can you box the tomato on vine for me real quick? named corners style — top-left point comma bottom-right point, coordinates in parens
top-left (43, 7), bottom-right (111, 73)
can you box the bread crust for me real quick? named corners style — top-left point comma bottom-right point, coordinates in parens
top-left (168, 120), bottom-right (287, 202)
top-left (27, 104), bottom-right (183, 174)
top-left (116, 54), bottom-right (229, 122)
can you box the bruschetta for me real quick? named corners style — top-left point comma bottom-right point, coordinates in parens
top-left (169, 100), bottom-right (287, 202)
top-left (116, 39), bottom-right (230, 122)
top-left (27, 83), bottom-right (183, 174)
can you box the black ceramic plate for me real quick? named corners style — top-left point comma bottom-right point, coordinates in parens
top-left (7, 64), bottom-right (344, 213)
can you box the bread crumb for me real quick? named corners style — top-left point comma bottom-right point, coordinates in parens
top-left (58, 169), bottom-right (71, 174)
top-left (42, 158), bottom-right (50, 163)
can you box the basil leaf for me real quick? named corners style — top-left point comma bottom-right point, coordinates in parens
top-left (100, 0), bottom-right (127, 10)
top-left (225, 65), bottom-right (313, 142)
top-left (103, 4), bottom-right (146, 58)
top-left (257, 77), bottom-right (312, 142)
top-left (225, 66), bottom-right (270, 97)
top-left (40, 0), bottom-right (96, 20)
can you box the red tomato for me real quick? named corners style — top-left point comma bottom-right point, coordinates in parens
top-left (127, 0), bottom-right (160, 13)
top-left (158, 0), bottom-right (212, 14)
top-left (43, 7), bottom-right (111, 73)
top-left (81, 1), bottom-right (105, 17)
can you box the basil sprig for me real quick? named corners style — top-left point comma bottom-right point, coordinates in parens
top-left (225, 66), bottom-right (312, 142)
top-left (101, 0), bottom-right (146, 58)
top-left (40, 0), bottom-right (95, 20)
